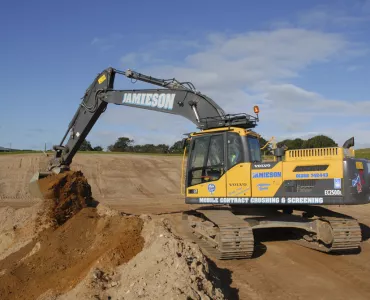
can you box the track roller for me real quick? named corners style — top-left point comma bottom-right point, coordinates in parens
top-left (293, 216), bottom-right (362, 253)
top-left (182, 209), bottom-right (255, 260)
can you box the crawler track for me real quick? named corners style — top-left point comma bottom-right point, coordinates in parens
top-left (183, 208), bottom-right (362, 260)
top-left (294, 216), bottom-right (362, 253)
top-left (182, 209), bottom-right (255, 260)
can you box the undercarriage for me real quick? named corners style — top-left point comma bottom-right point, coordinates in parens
top-left (182, 205), bottom-right (362, 260)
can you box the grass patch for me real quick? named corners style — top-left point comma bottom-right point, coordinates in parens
top-left (0, 150), bottom-right (46, 155)
top-left (76, 151), bottom-right (184, 156)
top-left (0, 150), bottom-right (183, 156)
top-left (355, 148), bottom-right (370, 160)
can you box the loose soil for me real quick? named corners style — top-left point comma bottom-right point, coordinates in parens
top-left (0, 208), bottom-right (144, 300)
top-left (59, 216), bottom-right (229, 300)
top-left (37, 170), bottom-right (98, 226)
top-left (0, 162), bottom-right (229, 300)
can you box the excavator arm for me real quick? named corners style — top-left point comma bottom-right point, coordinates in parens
top-left (33, 67), bottom-right (259, 177)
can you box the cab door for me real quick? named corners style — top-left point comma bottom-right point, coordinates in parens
top-left (186, 133), bottom-right (227, 198)
top-left (226, 132), bottom-right (252, 197)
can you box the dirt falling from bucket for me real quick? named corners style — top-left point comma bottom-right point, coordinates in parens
top-left (37, 170), bottom-right (99, 226)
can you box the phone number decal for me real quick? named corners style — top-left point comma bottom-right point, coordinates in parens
top-left (296, 173), bottom-right (328, 179)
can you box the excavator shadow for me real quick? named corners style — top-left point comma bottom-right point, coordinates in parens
top-left (360, 223), bottom-right (370, 242)
top-left (251, 242), bottom-right (267, 259)
top-left (206, 258), bottom-right (240, 300)
top-left (253, 227), bottom-right (298, 243)
top-left (253, 226), bottom-right (364, 256)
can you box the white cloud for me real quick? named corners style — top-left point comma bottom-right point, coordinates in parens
top-left (151, 38), bottom-right (201, 52)
top-left (95, 24), bottom-right (369, 148)
top-left (298, 8), bottom-right (369, 28)
top-left (319, 126), bottom-right (370, 150)
top-left (262, 83), bottom-right (370, 116)
top-left (86, 130), bottom-right (122, 150)
top-left (147, 29), bottom-right (347, 90)
top-left (347, 65), bottom-right (362, 72)
top-left (90, 106), bottom-right (191, 148)
top-left (120, 52), bottom-right (164, 66)
top-left (90, 33), bottom-right (123, 51)
top-left (282, 1), bottom-right (370, 31)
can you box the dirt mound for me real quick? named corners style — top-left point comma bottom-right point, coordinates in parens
top-left (38, 170), bottom-right (98, 226)
top-left (59, 216), bottom-right (228, 300)
top-left (0, 204), bottom-right (47, 261)
top-left (0, 208), bottom-right (144, 300)
top-left (0, 160), bottom-right (230, 300)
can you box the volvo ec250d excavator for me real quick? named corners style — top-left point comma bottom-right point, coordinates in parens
top-left (29, 67), bottom-right (370, 260)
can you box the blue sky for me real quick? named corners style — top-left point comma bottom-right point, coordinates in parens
top-left (1, 0), bottom-right (370, 150)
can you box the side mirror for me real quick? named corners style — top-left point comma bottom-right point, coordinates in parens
top-left (181, 138), bottom-right (188, 149)
top-left (273, 147), bottom-right (286, 162)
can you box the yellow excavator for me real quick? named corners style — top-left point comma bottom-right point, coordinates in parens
top-left (30, 67), bottom-right (370, 260)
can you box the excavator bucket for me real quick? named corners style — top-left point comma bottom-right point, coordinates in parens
top-left (29, 171), bottom-right (53, 199)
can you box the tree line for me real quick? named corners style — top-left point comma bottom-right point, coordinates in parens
top-left (80, 134), bottom-right (338, 154)
top-left (276, 135), bottom-right (337, 150)
top-left (79, 137), bottom-right (184, 153)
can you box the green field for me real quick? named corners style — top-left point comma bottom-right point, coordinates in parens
top-left (0, 150), bottom-right (44, 155)
top-left (0, 150), bottom-right (183, 156)
top-left (355, 148), bottom-right (370, 160)
top-left (76, 151), bottom-right (184, 156)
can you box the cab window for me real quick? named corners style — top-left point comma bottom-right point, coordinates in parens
top-left (248, 136), bottom-right (262, 162)
top-left (188, 134), bottom-right (225, 186)
top-left (227, 132), bottom-right (243, 169)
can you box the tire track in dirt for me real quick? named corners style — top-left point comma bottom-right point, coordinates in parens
top-left (14, 157), bottom-right (24, 199)
top-left (152, 159), bottom-right (182, 192)
top-left (214, 241), bottom-right (368, 300)
top-left (0, 155), bottom-right (32, 202)
top-left (17, 156), bottom-right (33, 199)
top-left (289, 244), bottom-right (370, 295)
top-left (96, 160), bottom-right (104, 198)
top-left (276, 242), bottom-right (369, 299)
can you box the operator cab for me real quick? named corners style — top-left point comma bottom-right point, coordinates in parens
top-left (185, 128), bottom-right (262, 188)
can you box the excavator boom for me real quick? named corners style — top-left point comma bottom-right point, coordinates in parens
top-left (31, 67), bottom-right (258, 180)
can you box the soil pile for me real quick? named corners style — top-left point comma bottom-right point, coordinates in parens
top-left (59, 217), bottom-right (228, 300)
top-left (0, 204), bottom-right (45, 261)
top-left (0, 208), bottom-right (144, 300)
top-left (0, 162), bottom-right (230, 300)
top-left (37, 170), bottom-right (98, 226)
top-left (0, 208), bottom-right (229, 300)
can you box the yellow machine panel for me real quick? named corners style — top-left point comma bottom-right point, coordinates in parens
top-left (283, 147), bottom-right (345, 182)
top-left (186, 176), bottom-right (227, 199)
top-left (285, 147), bottom-right (353, 161)
top-left (226, 163), bottom-right (252, 197)
top-left (251, 162), bottom-right (283, 197)
top-left (282, 160), bottom-right (344, 181)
